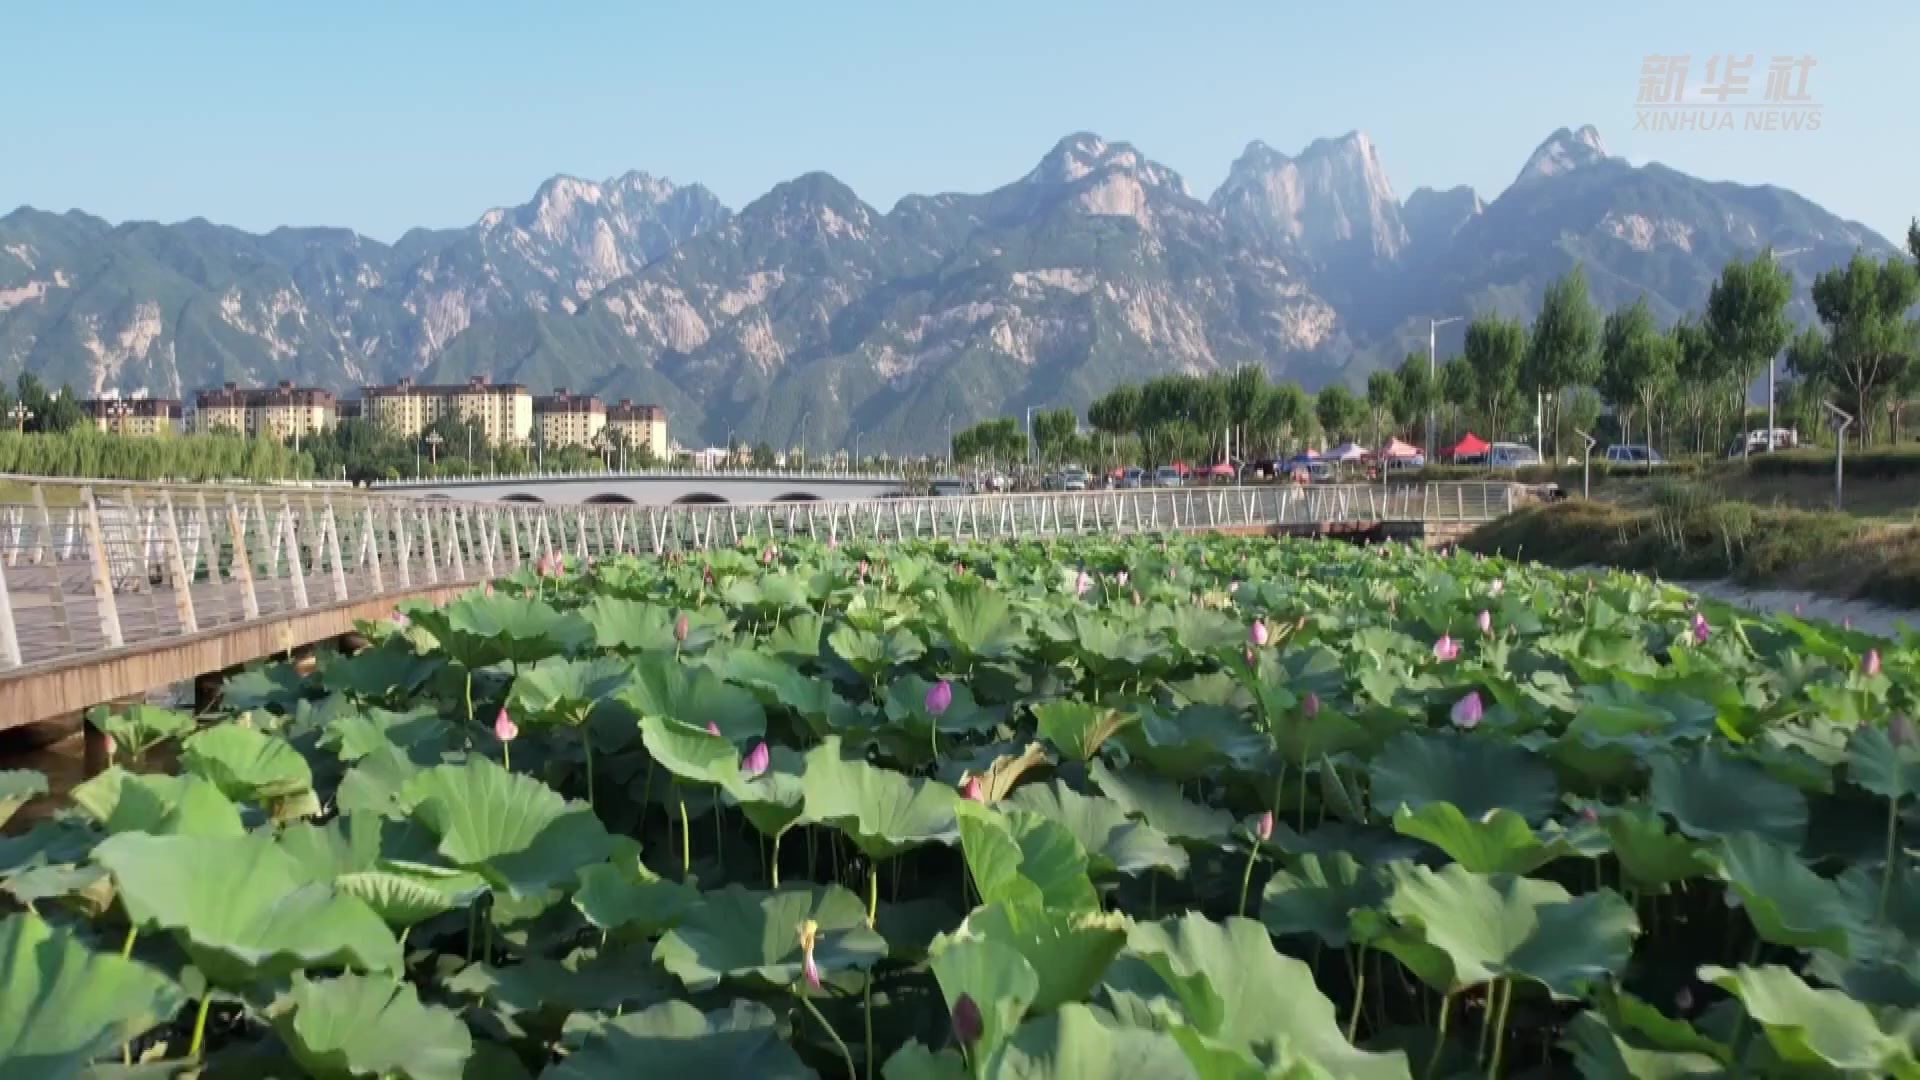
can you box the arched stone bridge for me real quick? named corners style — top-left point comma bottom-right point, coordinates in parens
top-left (370, 470), bottom-right (912, 505)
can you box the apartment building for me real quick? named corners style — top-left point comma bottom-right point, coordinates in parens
top-left (533, 389), bottom-right (607, 449)
top-left (606, 400), bottom-right (668, 461)
top-left (85, 396), bottom-right (182, 437)
top-left (361, 376), bottom-right (533, 444)
top-left (193, 382), bottom-right (336, 441)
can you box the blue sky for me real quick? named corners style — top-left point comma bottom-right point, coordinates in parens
top-left (4, 1), bottom-right (1913, 243)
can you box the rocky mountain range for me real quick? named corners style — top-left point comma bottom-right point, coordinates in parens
top-left (0, 125), bottom-right (1899, 452)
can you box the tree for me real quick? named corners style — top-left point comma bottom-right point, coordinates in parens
top-left (1393, 352), bottom-right (1435, 444)
top-left (1254, 382), bottom-right (1309, 457)
top-left (750, 442), bottom-right (775, 468)
top-left (1365, 369), bottom-right (1401, 446)
top-left (1597, 296), bottom-right (1677, 451)
top-left (1031, 407), bottom-right (1077, 463)
top-left (1462, 314), bottom-right (1526, 438)
top-left (1671, 314), bottom-right (1724, 453)
top-left (1087, 384), bottom-right (1141, 438)
top-left (1790, 253), bottom-right (1920, 446)
top-left (1314, 384), bottom-right (1363, 443)
top-left (1522, 268), bottom-right (1601, 457)
top-left (1704, 251), bottom-right (1794, 455)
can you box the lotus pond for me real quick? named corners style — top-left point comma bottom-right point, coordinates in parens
top-left (3, 535), bottom-right (1918, 1078)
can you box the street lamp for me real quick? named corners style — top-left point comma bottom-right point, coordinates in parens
top-left (1573, 429), bottom-right (1598, 498)
top-left (854, 431), bottom-right (864, 472)
top-left (8, 404), bottom-right (32, 433)
top-left (1764, 247), bottom-right (1810, 452)
top-left (945, 413), bottom-right (954, 472)
top-left (798, 411), bottom-right (811, 469)
top-left (106, 400), bottom-right (131, 437)
top-left (1822, 401), bottom-right (1854, 510)
top-left (1427, 316), bottom-right (1463, 462)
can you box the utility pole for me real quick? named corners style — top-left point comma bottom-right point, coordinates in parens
top-left (1574, 429), bottom-right (1597, 498)
top-left (1764, 247), bottom-right (1809, 451)
top-left (1427, 316), bottom-right (1462, 462)
top-left (1823, 401), bottom-right (1853, 510)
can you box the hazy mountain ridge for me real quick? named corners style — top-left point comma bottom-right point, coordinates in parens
top-left (1, 127), bottom-right (1900, 450)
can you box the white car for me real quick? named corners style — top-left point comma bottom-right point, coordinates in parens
top-left (1487, 443), bottom-right (1541, 468)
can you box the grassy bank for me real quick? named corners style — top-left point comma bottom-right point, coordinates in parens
top-left (1462, 490), bottom-right (1920, 608)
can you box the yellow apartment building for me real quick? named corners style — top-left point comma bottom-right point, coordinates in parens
top-left (86, 397), bottom-right (181, 437)
top-left (606, 400), bottom-right (668, 461)
top-left (193, 382), bottom-right (336, 441)
top-left (534, 389), bottom-right (607, 449)
top-left (362, 376), bottom-right (533, 444)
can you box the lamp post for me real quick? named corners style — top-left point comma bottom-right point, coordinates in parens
top-left (945, 413), bottom-right (954, 472)
top-left (854, 431), bottom-right (864, 473)
top-left (1823, 401), bottom-right (1854, 510)
top-left (798, 411), bottom-right (811, 469)
top-left (1427, 316), bottom-right (1462, 463)
top-left (1763, 247), bottom-right (1809, 452)
top-left (1574, 429), bottom-right (1598, 498)
top-left (9, 404), bottom-right (32, 433)
top-left (107, 400), bottom-right (131, 437)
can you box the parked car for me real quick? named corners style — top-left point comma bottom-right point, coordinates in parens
top-left (1487, 442), bottom-right (1542, 468)
top-left (1726, 428), bottom-right (1801, 457)
top-left (1045, 465), bottom-right (1090, 491)
top-left (1603, 444), bottom-right (1665, 464)
top-left (1386, 453), bottom-right (1426, 470)
top-left (1117, 466), bottom-right (1146, 489)
top-left (1151, 465), bottom-right (1185, 488)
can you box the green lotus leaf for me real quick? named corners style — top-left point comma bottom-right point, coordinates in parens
top-left (509, 655), bottom-right (632, 724)
top-left (1701, 963), bottom-right (1920, 1076)
top-left (828, 622), bottom-right (926, 679)
top-left (221, 664), bottom-right (311, 711)
top-left (274, 972), bottom-right (472, 1080)
top-left (1595, 806), bottom-right (1714, 895)
top-left (1090, 760), bottom-right (1235, 845)
top-left (546, 1000), bottom-right (814, 1080)
top-left (958, 802), bottom-right (1099, 912)
top-left (573, 860), bottom-right (699, 935)
top-left (1261, 853), bottom-right (1391, 948)
top-left (1561, 994), bottom-right (1731, 1080)
top-left (1161, 605), bottom-right (1247, 657)
top-left (703, 647), bottom-right (863, 734)
top-left (886, 674), bottom-right (1001, 740)
top-left (340, 869), bottom-right (487, 928)
top-left (725, 572), bottom-right (815, 614)
top-left (0, 770), bottom-right (48, 830)
top-left (959, 901), bottom-right (1129, 1012)
top-left (401, 756), bottom-right (615, 898)
top-left (92, 703), bottom-right (195, 758)
top-left (1031, 699), bottom-right (1134, 763)
top-left (321, 645), bottom-right (445, 704)
top-left (1004, 781), bottom-right (1188, 878)
top-left (1392, 802), bottom-right (1602, 875)
top-left (653, 883), bottom-right (884, 991)
top-left (1369, 732), bottom-right (1557, 824)
top-left (179, 722), bottom-right (315, 815)
top-left (882, 1041), bottom-right (970, 1080)
top-left (639, 715), bottom-right (741, 789)
top-left (579, 596), bottom-right (729, 652)
top-left (1713, 832), bottom-right (1860, 955)
top-left (1066, 613), bottom-right (1165, 680)
top-left (801, 737), bottom-right (958, 861)
top-left (441, 592), bottom-right (591, 666)
top-left (725, 743), bottom-right (808, 838)
top-left (928, 934), bottom-right (1038, 1062)
top-left (763, 611), bottom-right (828, 661)
top-left (0, 912), bottom-right (185, 1080)
top-left (320, 705), bottom-right (454, 766)
top-left (1120, 704), bottom-right (1270, 780)
top-left (618, 653), bottom-right (767, 742)
top-left (92, 832), bottom-right (400, 987)
top-left (447, 941), bottom-right (675, 1017)
top-left (1650, 747), bottom-right (1807, 846)
top-left (1105, 913), bottom-right (1411, 1079)
top-left (934, 583), bottom-right (1026, 661)
top-left (336, 743), bottom-right (424, 819)
top-left (1849, 723), bottom-right (1920, 802)
top-left (1382, 862), bottom-right (1637, 997)
top-left (982, 1003), bottom-right (1199, 1079)
top-left (70, 768), bottom-right (243, 837)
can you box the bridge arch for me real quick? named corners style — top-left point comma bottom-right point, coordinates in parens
top-left (500, 494), bottom-right (545, 504)
top-left (772, 492), bottom-right (823, 502)
top-left (584, 493), bottom-right (637, 505)
top-left (673, 493), bottom-right (729, 505)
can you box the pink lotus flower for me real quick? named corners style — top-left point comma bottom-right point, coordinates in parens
top-left (706, 721), bottom-right (721, 736)
top-left (100, 732), bottom-right (117, 759)
top-left (392, 609), bottom-right (409, 627)
top-left (1488, 579), bottom-right (1504, 597)
top-left (1451, 691), bottom-right (1484, 730)
top-left (1116, 571), bottom-right (1129, 586)
top-left (1249, 619), bottom-right (1269, 647)
top-left (925, 679), bottom-right (953, 716)
top-left (1432, 635), bottom-right (1459, 661)
top-left (1253, 811), bottom-right (1273, 842)
top-left (1229, 581), bottom-right (1240, 592)
top-left (828, 536), bottom-right (839, 549)
top-left (761, 547), bottom-right (774, 565)
top-left (1075, 571), bottom-right (1092, 596)
top-left (1864, 649), bottom-right (1882, 676)
top-left (952, 993), bottom-right (983, 1047)
top-left (857, 559), bottom-right (868, 578)
top-left (799, 924), bottom-right (822, 989)
top-left (961, 775), bottom-right (985, 803)
top-left (494, 708), bottom-right (519, 743)
top-left (1476, 610), bottom-right (1492, 635)
top-left (1691, 612), bottom-right (1710, 644)
top-left (674, 613), bottom-right (690, 644)
top-left (742, 741), bottom-right (770, 777)
top-left (1302, 692), bottom-right (1320, 717)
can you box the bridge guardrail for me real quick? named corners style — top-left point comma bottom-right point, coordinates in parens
top-left (0, 479), bottom-right (1515, 675)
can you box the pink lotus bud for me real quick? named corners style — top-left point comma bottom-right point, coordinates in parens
top-left (1432, 635), bottom-right (1459, 661)
top-left (1075, 571), bottom-right (1091, 596)
top-left (1488, 579), bottom-right (1503, 597)
top-left (494, 708), bottom-right (518, 743)
top-left (674, 613), bottom-right (690, 643)
top-left (706, 721), bottom-right (721, 736)
top-left (742, 741), bottom-right (770, 777)
top-left (392, 609), bottom-right (409, 627)
top-left (961, 775), bottom-right (985, 803)
top-left (925, 679), bottom-right (953, 716)
top-left (1117, 571), bottom-right (1129, 586)
top-left (1580, 805), bottom-right (1598, 822)
top-left (100, 732), bottom-right (117, 758)
top-left (1302, 692), bottom-right (1320, 717)
top-left (953, 562), bottom-right (964, 575)
top-left (1253, 811), bottom-right (1273, 842)
top-left (857, 559), bottom-right (868, 578)
top-left (1451, 691), bottom-right (1484, 730)
top-left (1476, 610), bottom-right (1492, 635)
top-left (1691, 613), bottom-right (1710, 644)
top-left (803, 950), bottom-right (821, 989)
top-left (1243, 647), bottom-right (1255, 666)
top-left (1864, 649), bottom-right (1882, 676)
top-left (951, 993), bottom-right (983, 1047)
top-left (1249, 619), bottom-right (1269, 647)
top-left (1229, 581), bottom-right (1240, 592)
top-left (761, 547), bottom-right (774, 565)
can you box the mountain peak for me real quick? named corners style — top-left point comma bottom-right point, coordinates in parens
top-left (1024, 133), bottom-right (1186, 194)
top-left (1513, 125), bottom-right (1612, 186)
top-left (1213, 130), bottom-right (1407, 265)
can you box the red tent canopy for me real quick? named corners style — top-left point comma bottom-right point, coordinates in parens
top-left (1169, 461), bottom-right (1192, 475)
top-left (1107, 467), bottom-right (1126, 479)
top-left (1447, 433), bottom-right (1490, 459)
top-left (1208, 462), bottom-right (1235, 476)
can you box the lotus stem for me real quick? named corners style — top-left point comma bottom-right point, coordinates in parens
top-left (679, 797), bottom-right (691, 879)
top-left (501, 740), bottom-right (511, 772)
top-left (867, 862), bottom-right (879, 928)
top-left (864, 969), bottom-right (876, 1080)
top-left (463, 670), bottom-right (474, 725)
top-left (582, 726), bottom-right (597, 808)
top-left (1346, 947), bottom-right (1367, 1041)
top-left (771, 827), bottom-right (785, 889)
top-left (119, 924), bottom-right (136, 958)
top-left (187, 994), bottom-right (213, 1060)
top-left (1880, 795), bottom-right (1901, 920)
top-left (1486, 978), bottom-right (1513, 1079)
top-left (1235, 841), bottom-right (1260, 917)
top-left (713, 791), bottom-right (724, 865)
top-left (795, 987), bottom-right (858, 1080)
top-left (1425, 992), bottom-right (1451, 1080)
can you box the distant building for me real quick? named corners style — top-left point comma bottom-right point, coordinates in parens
top-left (362, 376), bottom-right (533, 444)
top-left (336, 398), bottom-right (362, 422)
top-left (193, 381), bottom-right (336, 441)
top-left (533, 389), bottom-right (607, 449)
top-left (605, 400), bottom-right (668, 461)
top-left (84, 396), bottom-right (181, 437)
